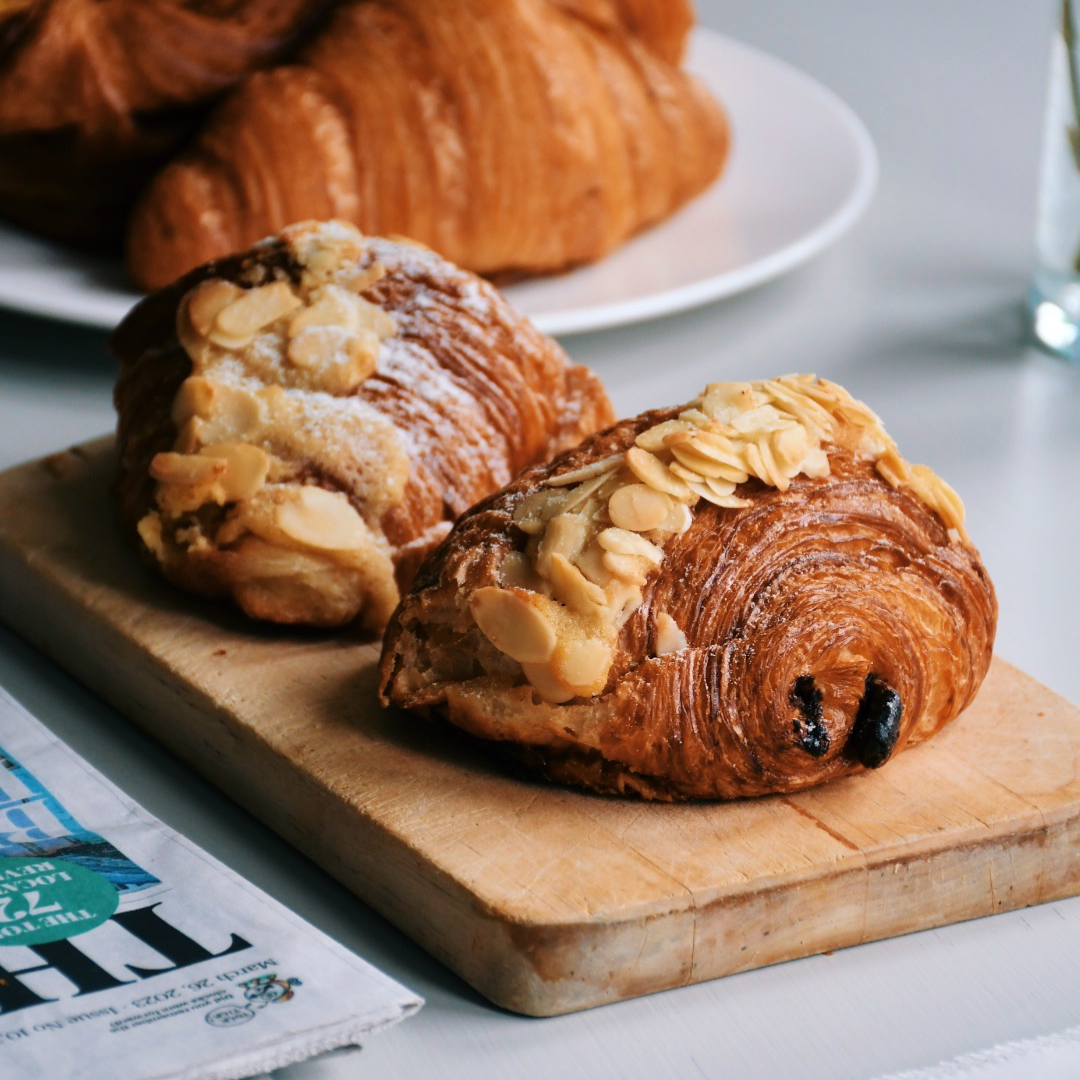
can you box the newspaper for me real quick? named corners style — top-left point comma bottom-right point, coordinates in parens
top-left (0, 687), bottom-right (422, 1080)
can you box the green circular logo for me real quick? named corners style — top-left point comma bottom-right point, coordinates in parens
top-left (0, 857), bottom-right (118, 947)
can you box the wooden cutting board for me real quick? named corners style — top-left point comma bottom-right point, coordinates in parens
top-left (1, 439), bottom-right (1078, 1017)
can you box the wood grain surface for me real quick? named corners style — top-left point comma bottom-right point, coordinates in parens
top-left (1, 439), bottom-right (1078, 1017)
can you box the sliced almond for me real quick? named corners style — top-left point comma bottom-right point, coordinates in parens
top-left (171, 376), bottom-right (217, 425)
top-left (520, 662), bottom-right (576, 704)
top-left (771, 423), bottom-right (810, 471)
top-left (655, 612), bottom-right (688, 656)
top-left (173, 416), bottom-right (203, 454)
top-left (875, 449), bottom-right (910, 489)
top-left (656, 500), bottom-right (693, 535)
top-left (342, 261), bottom-right (387, 294)
top-left (258, 383), bottom-right (286, 410)
top-left (199, 383), bottom-right (263, 443)
top-left (763, 379), bottom-right (834, 435)
top-left (561, 470), bottom-right (615, 514)
top-left (211, 281), bottom-right (302, 348)
top-left (536, 513), bottom-right (589, 575)
top-left (838, 400), bottom-right (885, 431)
top-left (184, 279), bottom-right (243, 339)
top-left (634, 419), bottom-right (694, 454)
top-left (668, 460), bottom-right (705, 486)
top-left (470, 587), bottom-right (557, 664)
top-left (802, 446), bottom-right (831, 479)
top-left (287, 326), bottom-right (333, 370)
top-left (702, 382), bottom-right (757, 419)
top-left (597, 528), bottom-right (663, 563)
top-left (574, 541), bottom-right (614, 587)
top-left (660, 429), bottom-right (695, 450)
top-left (910, 464), bottom-right (966, 532)
top-left (731, 404), bottom-right (788, 436)
top-left (743, 440), bottom-right (768, 484)
top-left (150, 451), bottom-right (225, 487)
top-left (354, 296), bottom-right (397, 339)
top-left (686, 479), bottom-right (751, 509)
top-left (199, 443), bottom-right (270, 502)
top-left (705, 476), bottom-right (737, 498)
top-left (601, 551), bottom-right (650, 586)
top-left (606, 579), bottom-right (645, 625)
top-left (548, 553), bottom-right (607, 616)
top-left (512, 488), bottom-right (567, 535)
top-left (806, 383), bottom-right (873, 431)
top-left (292, 228), bottom-right (365, 291)
top-left (545, 454), bottom-right (624, 488)
top-left (274, 486), bottom-right (369, 551)
top-left (689, 457), bottom-right (753, 485)
top-left (607, 483), bottom-right (672, 532)
top-left (678, 407), bottom-right (713, 427)
top-left (751, 436), bottom-right (785, 490)
top-left (553, 638), bottom-right (612, 694)
top-left (137, 512), bottom-right (165, 559)
top-left (347, 329), bottom-right (381, 373)
top-left (625, 447), bottom-right (696, 503)
top-left (288, 286), bottom-right (362, 337)
top-left (286, 326), bottom-right (378, 389)
top-left (687, 432), bottom-right (750, 475)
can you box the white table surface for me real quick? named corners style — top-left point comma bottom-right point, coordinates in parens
top-left (1, 2), bottom-right (1079, 1077)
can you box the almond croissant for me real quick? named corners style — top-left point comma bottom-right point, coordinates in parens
top-left (126, 0), bottom-right (729, 291)
top-left (112, 220), bottom-right (614, 629)
top-left (380, 377), bottom-right (998, 800)
top-left (0, 0), bottom-right (330, 246)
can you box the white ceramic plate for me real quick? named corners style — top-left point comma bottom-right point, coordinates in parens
top-left (0, 30), bottom-right (876, 337)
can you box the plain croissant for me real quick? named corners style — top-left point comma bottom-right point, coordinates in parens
top-left (111, 220), bottom-right (614, 629)
top-left (380, 376), bottom-right (998, 800)
top-left (0, 0), bottom-right (328, 246)
top-left (126, 0), bottom-right (729, 291)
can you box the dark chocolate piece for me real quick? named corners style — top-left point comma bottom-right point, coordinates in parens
top-left (847, 673), bottom-right (903, 768)
top-left (791, 675), bottom-right (830, 757)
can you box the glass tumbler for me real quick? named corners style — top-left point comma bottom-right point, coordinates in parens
top-left (1030, 0), bottom-right (1080, 360)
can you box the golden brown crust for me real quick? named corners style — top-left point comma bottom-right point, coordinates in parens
top-left (0, 0), bottom-right (330, 245)
top-left (548, 0), bottom-right (695, 64)
top-left (379, 402), bottom-right (998, 801)
top-left (112, 222), bottom-right (614, 629)
top-left (126, 0), bottom-right (729, 290)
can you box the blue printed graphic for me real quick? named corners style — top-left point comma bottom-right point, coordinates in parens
top-left (0, 746), bottom-right (158, 894)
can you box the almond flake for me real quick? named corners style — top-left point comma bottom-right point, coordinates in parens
top-left (545, 454), bottom-right (624, 488)
top-left (625, 447), bottom-right (696, 503)
top-left (553, 638), bottom-right (611, 693)
top-left (596, 528), bottom-right (663, 563)
top-left (607, 484), bottom-right (672, 532)
top-left (655, 612), bottom-right (688, 656)
top-left (470, 587), bottom-right (557, 665)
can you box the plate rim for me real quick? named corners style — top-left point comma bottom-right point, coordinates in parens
top-left (0, 28), bottom-right (877, 337)
top-left (525, 30), bottom-right (879, 336)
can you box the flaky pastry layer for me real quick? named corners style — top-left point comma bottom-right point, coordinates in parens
top-left (380, 379), bottom-right (998, 800)
top-left (126, 0), bottom-right (728, 290)
top-left (112, 220), bottom-right (614, 629)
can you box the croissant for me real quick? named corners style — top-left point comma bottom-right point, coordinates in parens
top-left (111, 220), bottom-right (614, 629)
top-left (126, 0), bottom-right (729, 291)
top-left (379, 376), bottom-right (998, 800)
top-left (0, 0), bottom-right (329, 246)
top-left (548, 0), bottom-right (693, 65)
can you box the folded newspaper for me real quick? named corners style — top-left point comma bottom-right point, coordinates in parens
top-left (0, 687), bottom-right (422, 1080)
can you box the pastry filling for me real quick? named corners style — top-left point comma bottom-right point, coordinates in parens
top-left (846, 673), bottom-right (904, 768)
top-left (470, 375), bottom-right (967, 704)
top-left (790, 675), bottom-right (830, 758)
top-left (138, 221), bottom-right (408, 626)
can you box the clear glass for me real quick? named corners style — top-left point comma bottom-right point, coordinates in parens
top-left (1029, 0), bottom-right (1080, 360)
